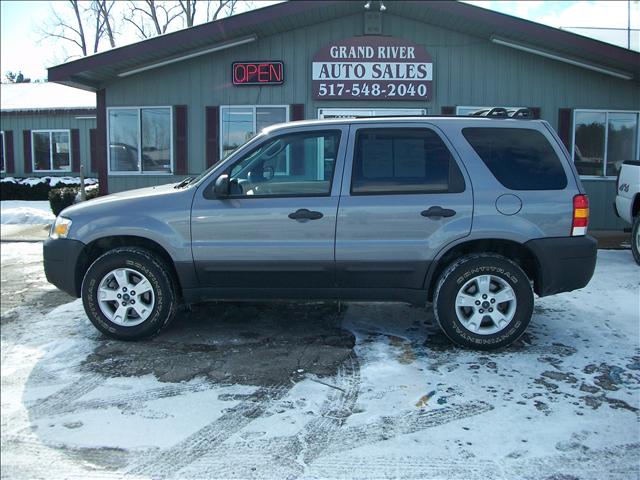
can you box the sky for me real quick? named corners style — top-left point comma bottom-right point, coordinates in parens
top-left (1, 0), bottom-right (638, 82)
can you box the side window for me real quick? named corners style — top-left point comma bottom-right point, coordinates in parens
top-left (227, 130), bottom-right (341, 197)
top-left (351, 128), bottom-right (465, 195)
top-left (462, 127), bottom-right (568, 190)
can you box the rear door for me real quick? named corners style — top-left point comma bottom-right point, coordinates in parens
top-left (335, 123), bottom-right (473, 290)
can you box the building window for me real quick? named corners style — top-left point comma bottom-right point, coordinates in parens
top-left (220, 106), bottom-right (288, 161)
top-left (0, 131), bottom-right (5, 173)
top-left (32, 130), bottom-right (71, 172)
top-left (108, 107), bottom-right (173, 174)
top-left (573, 110), bottom-right (640, 178)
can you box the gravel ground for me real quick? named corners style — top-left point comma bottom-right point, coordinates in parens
top-left (1, 242), bottom-right (638, 480)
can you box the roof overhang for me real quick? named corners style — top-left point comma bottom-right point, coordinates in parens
top-left (118, 34), bottom-right (257, 78)
top-left (490, 36), bottom-right (635, 80)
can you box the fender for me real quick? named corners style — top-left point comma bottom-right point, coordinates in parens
top-left (422, 232), bottom-right (542, 298)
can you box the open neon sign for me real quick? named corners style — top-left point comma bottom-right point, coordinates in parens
top-left (232, 62), bottom-right (284, 85)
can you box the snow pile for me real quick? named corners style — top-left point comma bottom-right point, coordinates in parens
top-left (1, 177), bottom-right (98, 187)
top-left (0, 201), bottom-right (55, 225)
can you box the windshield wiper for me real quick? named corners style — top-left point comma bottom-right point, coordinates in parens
top-left (174, 177), bottom-right (194, 189)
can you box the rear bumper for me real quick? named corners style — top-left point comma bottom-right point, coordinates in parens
top-left (43, 237), bottom-right (85, 298)
top-left (525, 235), bottom-right (597, 297)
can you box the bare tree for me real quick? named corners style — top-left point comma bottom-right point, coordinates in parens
top-left (39, 0), bottom-right (255, 58)
top-left (206, 0), bottom-right (242, 22)
top-left (38, 0), bottom-right (87, 58)
top-left (124, 0), bottom-right (182, 39)
top-left (93, 0), bottom-right (117, 49)
top-left (38, 0), bottom-right (118, 60)
top-left (178, 0), bottom-right (197, 27)
top-left (127, 0), bottom-right (246, 37)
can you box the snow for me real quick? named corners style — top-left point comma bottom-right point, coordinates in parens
top-left (1, 245), bottom-right (638, 479)
top-left (1, 176), bottom-right (98, 187)
top-left (1, 180), bottom-right (99, 224)
top-left (1, 83), bottom-right (95, 112)
top-left (0, 200), bottom-right (54, 224)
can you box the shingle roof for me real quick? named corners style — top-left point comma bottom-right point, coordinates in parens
top-left (1, 82), bottom-right (95, 112)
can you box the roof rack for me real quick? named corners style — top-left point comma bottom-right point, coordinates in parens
top-left (469, 107), bottom-right (533, 119)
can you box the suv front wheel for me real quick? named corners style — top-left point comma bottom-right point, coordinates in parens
top-left (433, 254), bottom-right (533, 350)
top-left (81, 247), bottom-right (177, 340)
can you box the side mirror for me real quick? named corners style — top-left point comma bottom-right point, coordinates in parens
top-left (213, 174), bottom-right (229, 197)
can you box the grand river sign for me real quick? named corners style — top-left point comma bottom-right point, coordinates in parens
top-left (312, 36), bottom-right (433, 101)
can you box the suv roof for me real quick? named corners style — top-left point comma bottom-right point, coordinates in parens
top-left (263, 116), bottom-right (544, 134)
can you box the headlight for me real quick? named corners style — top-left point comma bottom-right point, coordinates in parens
top-left (50, 216), bottom-right (72, 239)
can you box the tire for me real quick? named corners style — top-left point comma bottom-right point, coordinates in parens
top-left (81, 247), bottom-right (177, 340)
top-left (632, 216), bottom-right (640, 266)
top-left (433, 253), bottom-right (533, 350)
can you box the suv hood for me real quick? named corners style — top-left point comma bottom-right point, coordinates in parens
top-left (59, 183), bottom-right (184, 217)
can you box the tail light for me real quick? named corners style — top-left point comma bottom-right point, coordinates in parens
top-left (572, 194), bottom-right (589, 236)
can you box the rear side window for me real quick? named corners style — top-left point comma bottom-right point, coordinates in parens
top-left (462, 127), bottom-right (567, 190)
top-left (351, 128), bottom-right (465, 195)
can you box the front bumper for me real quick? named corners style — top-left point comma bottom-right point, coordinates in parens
top-left (43, 237), bottom-right (86, 298)
top-left (525, 235), bottom-right (597, 297)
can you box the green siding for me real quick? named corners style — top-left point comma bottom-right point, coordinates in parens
top-left (102, 12), bottom-right (639, 229)
top-left (0, 112), bottom-right (96, 178)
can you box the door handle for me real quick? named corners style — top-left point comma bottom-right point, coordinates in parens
top-left (288, 208), bottom-right (324, 221)
top-left (421, 206), bottom-right (456, 219)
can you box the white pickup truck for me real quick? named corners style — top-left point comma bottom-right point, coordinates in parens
top-left (615, 160), bottom-right (640, 264)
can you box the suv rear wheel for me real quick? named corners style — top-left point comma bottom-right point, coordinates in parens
top-left (433, 254), bottom-right (533, 350)
top-left (81, 247), bottom-right (177, 340)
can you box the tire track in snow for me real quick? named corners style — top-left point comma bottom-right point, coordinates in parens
top-left (28, 374), bottom-right (104, 418)
top-left (174, 353), bottom-right (362, 479)
top-left (506, 442), bottom-right (640, 480)
top-left (126, 383), bottom-right (292, 478)
top-left (296, 352), bottom-right (361, 466)
top-left (309, 455), bottom-right (502, 480)
top-left (319, 400), bottom-right (494, 460)
top-left (176, 400), bottom-right (493, 478)
top-left (1, 434), bottom-right (128, 479)
top-left (36, 382), bottom-right (213, 416)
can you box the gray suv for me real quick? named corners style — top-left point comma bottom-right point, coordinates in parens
top-left (43, 117), bottom-right (597, 349)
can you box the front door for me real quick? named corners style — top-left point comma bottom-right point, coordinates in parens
top-left (191, 126), bottom-right (348, 289)
top-left (335, 123), bottom-right (473, 290)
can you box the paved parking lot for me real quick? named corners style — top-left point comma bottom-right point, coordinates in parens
top-left (1, 242), bottom-right (638, 479)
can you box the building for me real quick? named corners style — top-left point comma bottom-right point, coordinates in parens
top-left (0, 82), bottom-right (97, 178)
top-left (46, 0), bottom-right (639, 230)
